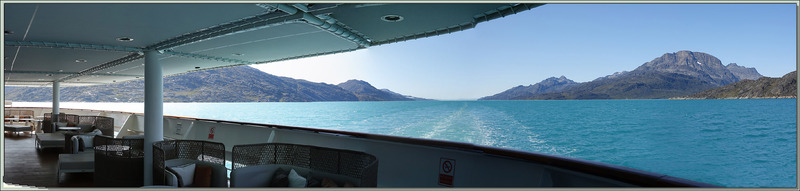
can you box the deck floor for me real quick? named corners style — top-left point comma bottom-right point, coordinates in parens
top-left (3, 131), bottom-right (93, 188)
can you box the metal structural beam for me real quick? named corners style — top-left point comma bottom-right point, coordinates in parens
top-left (51, 81), bottom-right (59, 133)
top-left (143, 50), bottom-right (163, 186)
top-left (4, 40), bottom-right (143, 52)
top-left (264, 3), bottom-right (371, 48)
top-left (255, 48), bottom-right (357, 65)
top-left (6, 70), bottom-right (142, 77)
top-left (59, 53), bottom-right (145, 82)
top-left (161, 50), bottom-right (255, 65)
top-left (145, 10), bottom-right (293, 50)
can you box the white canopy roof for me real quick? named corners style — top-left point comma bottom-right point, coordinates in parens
top-left (3, 3), bottom-right (542, 87)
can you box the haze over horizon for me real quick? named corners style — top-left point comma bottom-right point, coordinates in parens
top-left (250, 3), bottom-right (796, 100)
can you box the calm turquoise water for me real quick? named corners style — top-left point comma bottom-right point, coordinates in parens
top-left (160, 99), bottom-right (796, 187)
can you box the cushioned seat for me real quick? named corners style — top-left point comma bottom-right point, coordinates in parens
top-left (230, 143), bottom-right (378, 188)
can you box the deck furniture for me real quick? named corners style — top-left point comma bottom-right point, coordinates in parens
top-left (93, 135), bottom-right (144, 187)
top-left (4, 124), bottom-right (33, 137)
top-left (35, 132), bottom-right (65, 151)
top-left (5, 110), bottom-right (34, 125)
top-left (42, 113), bottom-right (79, 133)
top-left (153, 140), bottom-right (227, 187)
top-left (230, 143), bottom-right (378, 187)
top-left (61, 115), bottom-right (114, 154)
top-left (67, 129), bottom-right (104, 154)
top-left (57, 153), bottom-right (94, 184)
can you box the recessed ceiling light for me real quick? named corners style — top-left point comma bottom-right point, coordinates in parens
top-left (4, 30), bottom-right (13, 35)
top-left (381, 15), bottom-right (403, 22)
top-left (75, 59), bottom-right (87, 63)
top-left (116, 37), bottom-right (134, 42)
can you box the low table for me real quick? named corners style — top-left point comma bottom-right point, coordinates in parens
top-left (36, 133), bottom-right (65, 151)
top-left (58, 127), bottom-right (81, 132)
top-left (4, 124), bottom-right (33, 137)
top-left (57, 153), bottom-right (95, 183)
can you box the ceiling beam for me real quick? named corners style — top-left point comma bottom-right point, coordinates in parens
top-left (4, 40), bottom-right (144, 53)
top-left (263, 3), bottom-right (371, 48)
top-left (161, 50), bottom-right (255, 65)
top-left (145, 10), bottom-right (297, 51)
top-left (59, 53), bottom-right (145, 82)
top-left (5, 70), bottom-right (142, 77)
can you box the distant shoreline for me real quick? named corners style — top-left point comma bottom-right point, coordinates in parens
top-left (669, 96), bottom-right (797, 100)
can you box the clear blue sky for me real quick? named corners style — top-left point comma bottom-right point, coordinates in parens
top-left (251, 3), bottom-right (797, 100)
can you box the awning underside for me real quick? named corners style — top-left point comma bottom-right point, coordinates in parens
top-left (3, 3), bottom-right (542, 87)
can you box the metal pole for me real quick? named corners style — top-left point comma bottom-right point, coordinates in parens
top-left (52, 81), bottom-right (59, 132)
top-left (143, 50), bottom-right (163, 185)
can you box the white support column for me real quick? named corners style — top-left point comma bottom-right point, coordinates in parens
top-left (143, 50), bottom-right (163, 185)
top-left (52, 81), bottom-right (60, 131)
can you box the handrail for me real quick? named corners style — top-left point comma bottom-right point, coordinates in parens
top-left (6, 106), bottom-right (720, 187)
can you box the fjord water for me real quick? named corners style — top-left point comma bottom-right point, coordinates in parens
top-left (157, 99), bottom-right (797, 187)
top-left (27, 99), bottom-right (791, 187)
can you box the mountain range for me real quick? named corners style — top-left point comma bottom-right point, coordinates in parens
top-left (3, 66), bottom-right (424, 102)
top-left (678, 71), bottom-right (796, 99)
top-left (480, 50), bottom-right (782, 100)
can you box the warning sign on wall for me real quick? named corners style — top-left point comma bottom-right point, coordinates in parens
top-left (208, 127), bottom-right (215, 140)
top-left (438, 158), bottom-right (456, 187)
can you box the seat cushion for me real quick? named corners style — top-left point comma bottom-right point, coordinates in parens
top-left (167, 163), bottom-right (196, 187)
top-left (165, 159), bottom-right (227, 187)
top-left (288, 169), bottom-right (307, 187)
top-left (192, 165), bottom-right (213, 187)
top-left (230, 164), bottom-right (282, 187)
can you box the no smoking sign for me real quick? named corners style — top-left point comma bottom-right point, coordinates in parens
top-left (438, 158), bottom-right (456, 187)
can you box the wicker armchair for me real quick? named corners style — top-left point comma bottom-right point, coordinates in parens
top-left (153, 140), bottom-right (227, 187)
top-left (42, 113), bottom-right (79, 133)
top-left (93, 135), bottom-right (144, 187)
top-left (78, 116), bottom-right (114, 136)
top-left (4, 109), bottom-right (34, 117)
top-left (63, 116), bottom-right (114, 153)
top-left (231, 143), bottom-right (378, 187)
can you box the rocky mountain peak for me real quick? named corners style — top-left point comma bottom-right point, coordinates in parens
top-left (337, 80), bottom-right (412, 101)
top-left (726, 63), bottom-right (764, 80)
top-left (634, 50), bottom-right (738, 86)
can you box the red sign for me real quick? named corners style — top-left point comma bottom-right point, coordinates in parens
top-left (208, 127), bottom-right (215, 140)
top-left (438, 158), bottom-right (455, 187)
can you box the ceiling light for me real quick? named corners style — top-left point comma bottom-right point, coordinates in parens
top-left (4, 30), bottom-right (13, 35)
top-left (116, 37), bottom-right (134, 42)
top-left (75, 59), bottom-right (87, 63)
top-left (381, 15), bottom-right (403, 22)
top-left (58, 70), bottom-right (64, 72)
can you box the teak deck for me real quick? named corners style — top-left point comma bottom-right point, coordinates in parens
top-left (3, 132), bottom-right (93, 188)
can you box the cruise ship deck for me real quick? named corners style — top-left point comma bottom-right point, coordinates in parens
top-left (3, 132), bottom-right (92, 187)
top-left (3, 2), bottom-right (720, 188)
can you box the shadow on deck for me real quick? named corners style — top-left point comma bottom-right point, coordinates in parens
top-left (3, 132), bottom-right (93, 188)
